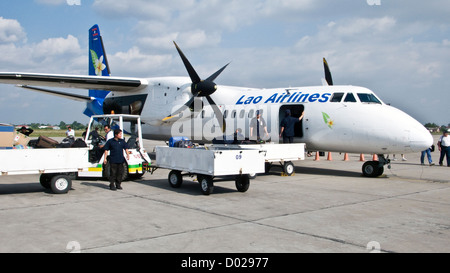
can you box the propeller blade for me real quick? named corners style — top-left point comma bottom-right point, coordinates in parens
top-left (206, 62), bottom-right (230, 82)
top-left (206, 95), bottom-right (226, 133)
top-left (162, 96), bottom-right (196, 122)
top-left (170, 42), bottom-right (229, 132)
top-left (173, 41), bottom-right (201, 83)
top-left (323, 57), bottom-right (333, 86)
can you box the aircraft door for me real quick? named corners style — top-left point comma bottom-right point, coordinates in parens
top-left (279, 105), bottom-right (305, 139)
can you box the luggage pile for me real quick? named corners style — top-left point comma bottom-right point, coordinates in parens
top-left (0, 124), bottom-right (31, 149)
top-left (0, 124), bottom-right (87, 149)
top-left (29, 136), bottom-right (87, 149)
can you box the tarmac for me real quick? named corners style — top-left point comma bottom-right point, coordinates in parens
top-left (0, 135), bottom-right (448, 253)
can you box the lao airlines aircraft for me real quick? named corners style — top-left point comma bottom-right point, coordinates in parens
top-left (0, 25), bottom-right (433, 177)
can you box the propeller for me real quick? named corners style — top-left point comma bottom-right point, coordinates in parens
top-left (163, 42), bottom-right (229, 133)
top-left (323, 57), bottom-right (333, 86)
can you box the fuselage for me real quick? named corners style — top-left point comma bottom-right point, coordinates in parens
top-left (105, 76), bottom-right (433, 154)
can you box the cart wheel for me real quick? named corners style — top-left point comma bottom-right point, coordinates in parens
top-left (264, 162), bottom-right (272, 174)
top-left (168, 170), bottom-right (183, 188)
top-left (283, 161), bottom-right (295, 176)
top-left (50, 175), bottom-right (72, 194)
top-left (198, 175), bottom-right (214, 195)
top-left (39, 174), bottom-right (52, 189)
top-left (235, 174), bottom-right (250, 192)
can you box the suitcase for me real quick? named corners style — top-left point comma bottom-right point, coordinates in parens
top-left (36, 135), bottom-right (59, 148)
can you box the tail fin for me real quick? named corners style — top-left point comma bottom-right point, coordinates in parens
top-left (84, 24), bottom-right (110, 116)
top-left (88, 24), bottom-right (110, 99)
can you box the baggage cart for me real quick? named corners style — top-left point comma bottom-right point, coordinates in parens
top-left (213, 143), bottom-right (306, 176)
top-left (154, 145), bottom-right (265, 195)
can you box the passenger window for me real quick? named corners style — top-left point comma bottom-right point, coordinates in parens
top-left (239, 110), bottom-right (245, 119)
top-left (224, 110), bottom-right (228, 118)
top-left (231, 110), bottom-right (236, 118)
top-left (331, 93), bottom-right (344, 102)
top-left (358, 93), bottom-right (382, 104)
top-left (248, 110), bottom-right (254, 118)
top-left (344, 93), bottom-right (357, 102)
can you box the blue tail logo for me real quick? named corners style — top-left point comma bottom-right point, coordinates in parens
top-left (84, 24), bottom-right (110, 116)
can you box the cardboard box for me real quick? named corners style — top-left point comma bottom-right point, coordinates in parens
top-left (0, 124), bottom-right (15, 147)
top-left (13, 132), bottom-right (30, 146)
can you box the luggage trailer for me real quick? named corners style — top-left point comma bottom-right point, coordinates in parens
top-left (0, 114), bottom-right (151, 194)
top-left (152, 143), bottom-right (305, 195)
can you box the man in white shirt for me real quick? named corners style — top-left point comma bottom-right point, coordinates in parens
top-left (104, 125), bottom-right (114, 141)
top-left (66, 126), bottom-right (75, 138)
top-left (438, 129), bottom-right (450, 166)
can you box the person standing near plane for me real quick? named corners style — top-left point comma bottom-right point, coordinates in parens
top-left (280, 109), bottom-right (304, 143)
top-left (104, 125), bottom-right (114, 141)
top-left (66, 126), bottom-right (75, 138)
top-left (420, 146), bottom-right (435, 166)
top-left (250, 110), bottom-right (268, 142)
top-left (103, 129), bottom-right (130, 191)
top-left (438, 129), bottom-right (450, 166)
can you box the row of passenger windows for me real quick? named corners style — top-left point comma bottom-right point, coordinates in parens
top-left (199, 109), bottom-right (264, 119)
top-left (330, 93), bottom-right (382, 104)
top-left (223, 109), bottom-right (258, 119)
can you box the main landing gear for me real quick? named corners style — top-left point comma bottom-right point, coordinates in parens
top-left (362, 155), bottom-right (390, 178)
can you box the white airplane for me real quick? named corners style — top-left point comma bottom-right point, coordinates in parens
top-left (0, 25), bottom-right (433, 177)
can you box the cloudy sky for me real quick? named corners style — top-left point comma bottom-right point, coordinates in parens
top-left (0, 0), bottom-right (449, 126)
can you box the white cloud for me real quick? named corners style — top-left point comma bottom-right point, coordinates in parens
top-left (33, 35), bottom-right (81, 57)
top-left (0, 17), bottom-right (26, 43)
top-left (109, 46), bottom-right (173, 77)
top-left (0, 34), bottom-right (83, 74)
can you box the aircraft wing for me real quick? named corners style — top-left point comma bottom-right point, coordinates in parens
top-left (0, 72), bottom-right (148, 92)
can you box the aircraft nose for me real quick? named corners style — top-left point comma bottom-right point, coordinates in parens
top-left (408, 124), bottom-right (433, 153)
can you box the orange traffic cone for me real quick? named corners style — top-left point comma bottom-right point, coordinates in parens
top-left (343, 153), bottom-right (349, 161)
top-left (314, 151), bottom-right (320, 161)
top-left (372, 154), bottom-right (378, 161)
top-left (327, 152), bottom-right (333, 161)
top-left (360, 154), bottom-right (365, 162)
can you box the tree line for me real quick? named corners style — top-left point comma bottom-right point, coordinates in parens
top-left (27, 121), bottom-right (87, 130)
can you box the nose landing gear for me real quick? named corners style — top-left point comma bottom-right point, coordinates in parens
top-left (362, 155), bottom-right (390, 177)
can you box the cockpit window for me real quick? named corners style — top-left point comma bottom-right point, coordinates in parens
top-left (344, 93), bottom-right (357, 102)
top-left (358, 93), bottom-right (382, 104)
top-left (330, 92), bottom-right (344, 102)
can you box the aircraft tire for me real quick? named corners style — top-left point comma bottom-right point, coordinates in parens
top-left (168, 170), bottom-right (183, 188)
top-left (362, 161), bottom-right (382, 178)
top-left (235, 174), bottom-right (250, 192)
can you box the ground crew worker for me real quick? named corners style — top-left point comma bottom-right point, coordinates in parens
top-left (103, 129), bottom-right (130, 191)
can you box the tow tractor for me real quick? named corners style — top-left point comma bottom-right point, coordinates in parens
top-left (0, 114), bottom-right (151, 194)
